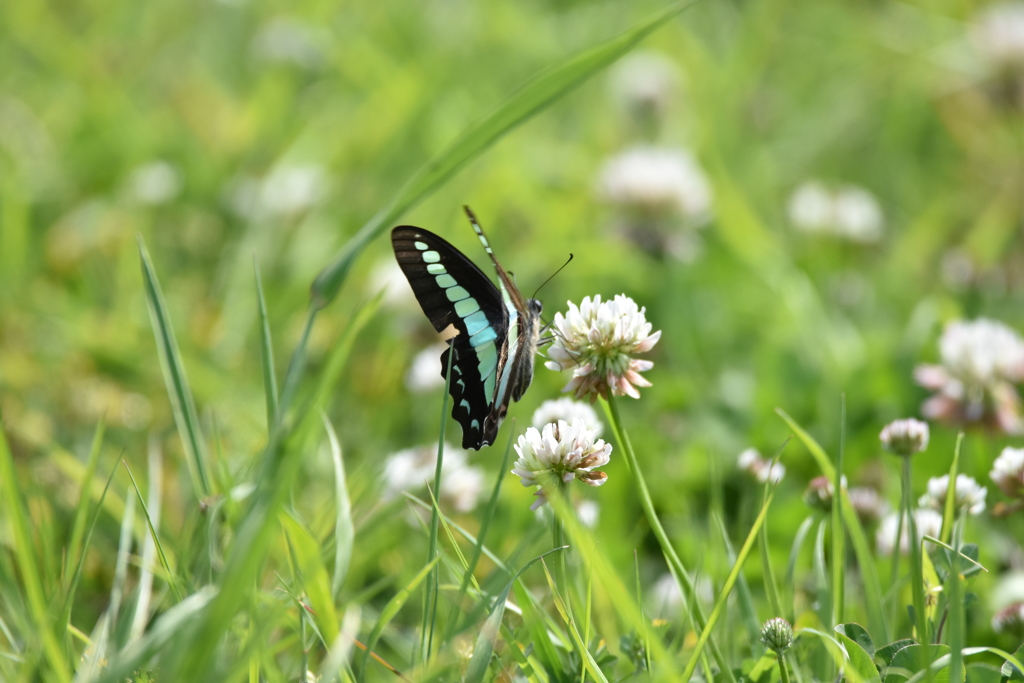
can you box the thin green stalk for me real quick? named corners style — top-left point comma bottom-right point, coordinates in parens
top-left (947, 517), bottom-right (965, 683)
top-left (551, 478), bottom-right (570, 609)
top-left (902, 457), bottom-right (930, 664)
top-left (832, 396), bottom-right (845, 625)
top-left (422, 344), bottom-right (454, 664)
top-left (603, 394), bottom-right (733, 683)
top-left (779, 652), bottom-right (792, 683)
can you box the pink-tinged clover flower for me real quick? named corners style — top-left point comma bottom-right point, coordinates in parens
top-left (879, 418), bottom-right (930, 457)
top-left (991, 446), bottom-right (1024, 498)
top-left (915, 318), bottom-right (1024, 435)
top-left (545, 294), bottom-right (661, 401)
top-left (511, 418), bottom-right (612, 510)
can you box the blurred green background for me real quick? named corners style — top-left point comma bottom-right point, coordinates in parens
top-left (4, 0), bottom-right (1024, 675)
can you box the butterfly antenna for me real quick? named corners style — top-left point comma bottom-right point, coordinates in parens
top-left (531, 253), bottom-right (573, 300)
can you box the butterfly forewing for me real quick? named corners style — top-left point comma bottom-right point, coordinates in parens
top-left (391, 226), bottom-right (510, 449)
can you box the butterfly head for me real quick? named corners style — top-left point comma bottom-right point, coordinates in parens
top-left (527, 298), bottom-right (543, 317)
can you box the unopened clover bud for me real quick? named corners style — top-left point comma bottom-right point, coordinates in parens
top-left (761, 617), bottom-right (793, 655)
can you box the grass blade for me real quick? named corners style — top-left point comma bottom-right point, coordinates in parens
top-left (309, 0), bottom-right (695, 308)
top-left (138, 237), bottom-right (212, 499)
top-left (281, 512), bottom-right (339, 645)
top-left (128, 438), bottom-right (162, 644)
top-left (0, 426), bottom-right (71, 681)
top-left (254, 257), bottom-right (278, 434)
top-left (356, 557), bottom-right (439, 681)
top-left (123, 461), bottom-right (181, 603)
top-left (680, 485), bottom-right (777, 682)
top-left (463, 548), bottom-right (566, 683)
top-left (941, 433), bottom-right (964, 545)
top-left (832, 396), bottom-right (846, 625)
top-left (64, 420), bottom-right (105, 589)
top-left (323, 415), bottom-right (353, 599)
top-left (541, 559), bottom-right (611, 683)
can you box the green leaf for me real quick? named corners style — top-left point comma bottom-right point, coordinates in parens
top-left (309, 0), bottom-right (696, 308)
top-left (886, 645), bottom-right (950, 683)
top-left (281, 512), bottom-right (339, 645)
top-left (876, 640), bottom-right (917, 667)
top-left (1000, 643), bottom-right (1024, 682)
top-left (834, 624), bottom-right (881, 683)
top-left (138, 237), bottom-right (212, 499)
top-left (323, 416), bottom-right (353, 599)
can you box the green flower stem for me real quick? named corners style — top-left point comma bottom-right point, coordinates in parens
top-left (778, 652), bottom-right (792, 683)
top-left (902, 457), bottom-right (929, 646)
top-left (604, 393), bottom-right (733, 683)
top-left (551, 477), bottom-right (571, 611)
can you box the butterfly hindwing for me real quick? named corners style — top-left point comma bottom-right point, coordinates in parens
top-left (392, 226), bottom-right (510, 449)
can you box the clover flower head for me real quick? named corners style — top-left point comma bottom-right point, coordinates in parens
top-left (879, 418), bottom-right (930, 456)
top-left (919, 474), bottom-right (987, 516)
top-left (993, 601), bottom-right (1024, 634)
top-left (531, 398), bottom-right (603, 437)
top-left (991, 447), bottom-right (1024, 498)
top-left (761, 618), bottom-right (794, 654)
top-left (876, 509), bottom-right (943, 557)
top-left (405, 342), bottom-right (449, 393)
top-left (738, 448), bottom-right (785, 484)
top-left (848, 486), bottom-right (890, 525)
top-left (916, 319), bottom-right (1024, 434)
top-left (511, 418), bottom-right (612, 510)
top-left (803, 475), bottom-right (847, 513)
top-left (598, 147), bottom-right (712, 220)
top-left (609, 51), bottom-right (680, 121)
top-left (545, 294), bottom-right (661, 401)
top-left (971, 3), bottom-right (1024, 69)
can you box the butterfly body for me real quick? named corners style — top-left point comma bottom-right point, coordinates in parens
top-left (391, 208), bottom-right (541, 449)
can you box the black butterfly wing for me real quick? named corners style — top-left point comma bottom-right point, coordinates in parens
top-left (392, 226), bottom-right (509, 449)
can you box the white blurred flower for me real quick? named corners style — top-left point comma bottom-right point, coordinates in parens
top-left (919, 474), bottom-right (987, 516)
top-left (545, 294), bottom-right (660, 401)
top-left (598, 146), bottom-right (712, 220)
top-left (367, 258), bottom-right (418, 310)
top-left (915, 318), bottom-right (1024, 434)
top-left (405, 343), bottom-right (448, 394)
top-left (531, 398), bottom-right (603, 436)
top-left (252, 17), bottom-right (326, 69)
top-left (382, 442), bottom-right (484, 513)
top-left (848, 487), bottom-right (890, 524)
top-left (879, 418), bottom-right (930, 457)
top-left (737, 448), bottom-right (785, 484)
top-left (649, 573), bottom-right (684, 612)
top-left (609, 51), bottom-right (680, 121)
top-left (991, 446), bottom-right (1024, 497)
top-left (971, 3), bottom-right (1024, 68)
top-left (787, 181), bottom-right (883, 243)
top-left (576, 499), bottom-right (600, 528)
top-left (511, 419), bottom-right (611, 510)
top-left (227, 164), bottom-right (328, 220)
top-left (876, 509), bottom-right (943, 557)
top-left (127, 160), bottom-right (181, 205)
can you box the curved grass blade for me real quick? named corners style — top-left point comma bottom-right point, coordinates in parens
top-left (681, 485), bottom-right (777, 682)
top-left (0, 426), bottom-right (72, 682)
top-left (64, 419), bottom-right (105, 589)
top-left (310, 0), bottom-right (696, 308)
top-left (463, 548), bottom-right (566, 683)
top-left (123, 461), bottom-right (182, 603)
top-left (940, 433), bottom-right (964, 545)
top-left (540, 559), bottom-right (611, 683)
top-left (323, 415), bottom-right (353, 598)
top-left (138, 237), bottom-right (211, 499)
top-left (254, 258), bottom-right (278, 433)
top-left (833, 396), bottom-right (846, 625)
top-left (356, 557), bottom-right (440, 680)
top-left (281, 512), bottom-right (339, 645)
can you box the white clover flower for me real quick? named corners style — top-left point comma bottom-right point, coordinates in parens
top-left (598, 146), bottom-right (712, 220)
top-left (991, 446), bottom-right (1024, 498)
top-left (405, 343), bottom-right (449, 394)
top-left (382, 442), bottom-right (484, 513)
top-left (545, 294), bottom-right (661, 401)
top-left (259, 164), bottom-right (326, 215)
top-left (368, 258), bottom-right (418, 310)
top-left (876, 509), bottom-right (943, 557)
top-left (848, 487), bottom-right (890, 525)
top-left (919, 474), bottom-right (987, 516)
top-left (737, 448), bottom-right (786, 484)
top-left (126, 160), bottom-right (181, 205)
top-left (511, 419), bottom-right (611, 510)
top-left (575, 499), bottom-right (600, 529)
top-left (252, 17), bottom-right (326, 69)
top-left (879, 418), bottom-right (930, 457)
top-left (971, 3), bottom-right (1024, 69)
top-left (609, 51), bottom-right (680, 120)
top-left (915, 318), bottom-right (1024, 434)
top-left (803, 475), bottom-right (848, 512)
top-left (787, 181), bottom-right (883, 243)
top-left (531, 398), bottom-right (603, 437)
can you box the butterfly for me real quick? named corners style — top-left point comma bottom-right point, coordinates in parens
top-left (391, 206), bottom-right (543, 450)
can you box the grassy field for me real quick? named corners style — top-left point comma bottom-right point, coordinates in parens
top-left (4, 0), bottom-right (1024, 680)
